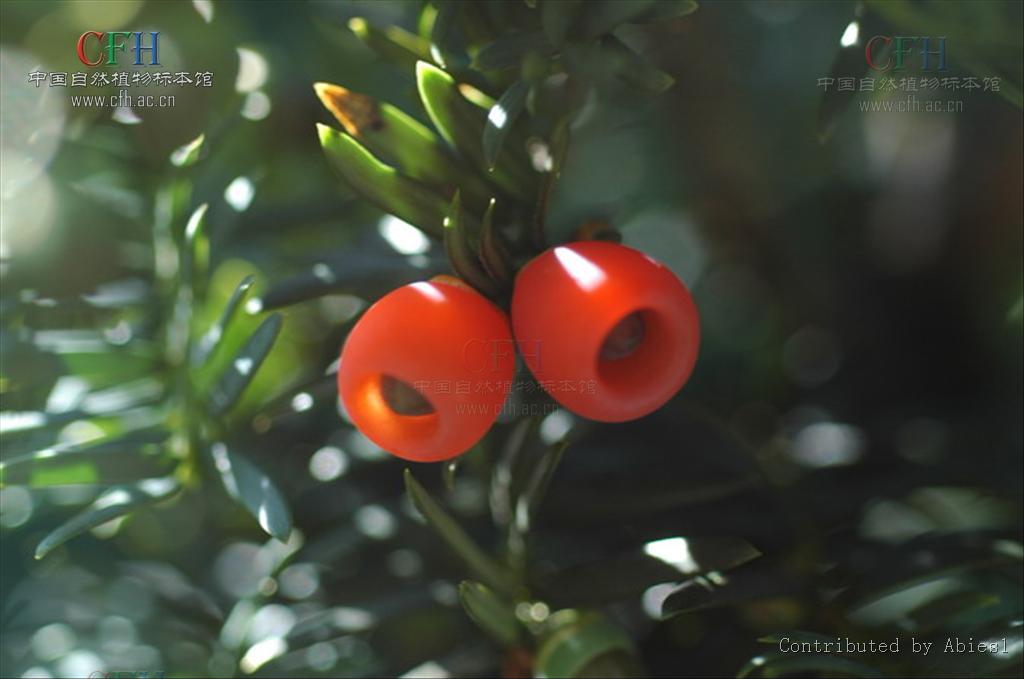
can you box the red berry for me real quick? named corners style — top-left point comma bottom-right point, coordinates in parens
top-left (338, 278), bottom-right (515, 461)
top-left (511, 241), bottom-right (699, 422)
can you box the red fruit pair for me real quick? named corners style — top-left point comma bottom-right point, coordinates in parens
top-left (338, 242), bottom-right (700, 462)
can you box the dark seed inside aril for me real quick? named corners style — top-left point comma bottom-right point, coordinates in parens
top-left (599, 312), bottom-right (646, 361)
top-left (380, 375), bottom-right (435, 416)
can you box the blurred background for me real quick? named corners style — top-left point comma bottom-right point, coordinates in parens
top-left (1, 1), bottom-right (1021, 678)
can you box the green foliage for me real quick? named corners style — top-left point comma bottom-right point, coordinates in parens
top-left (534, 611), bottom-right (636, 679)
top-left (416, 60), bottom-right (537, 202)
top-left (736, 653), bottom-right (888, 679)
top-left (192, 275), bottom-right (254, 367)
top-left (484, 80), bottom-right (532, 169)
top-left (317, 123), bottom-right (449, 237)
top-left (1, 1), bottom-right (1021, 678)
top-left (1, 100), bottom-right (293, 548)
top-left (0, 428), bottom-right (174, 487)
top-left (207, 313), bottom-right (283, 416)
top-left (443, 191), bottom-right (502, 298)
top-left (404, 468), bottom-right (518, 598)
top-left (537, 536), bottom-right (762, 609)
top-left (458, 580), bottom-right (523, 646)
top-left (315, 81), bottom-right (494, 211)
top-left (169, 132), bottom-right (206, 168)
top-left (478, 198), bottom-right (515, 288)
top-left (208, 441), bottom-right (292, 541)
top-left (34, 478), bottom-right (181, 560)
